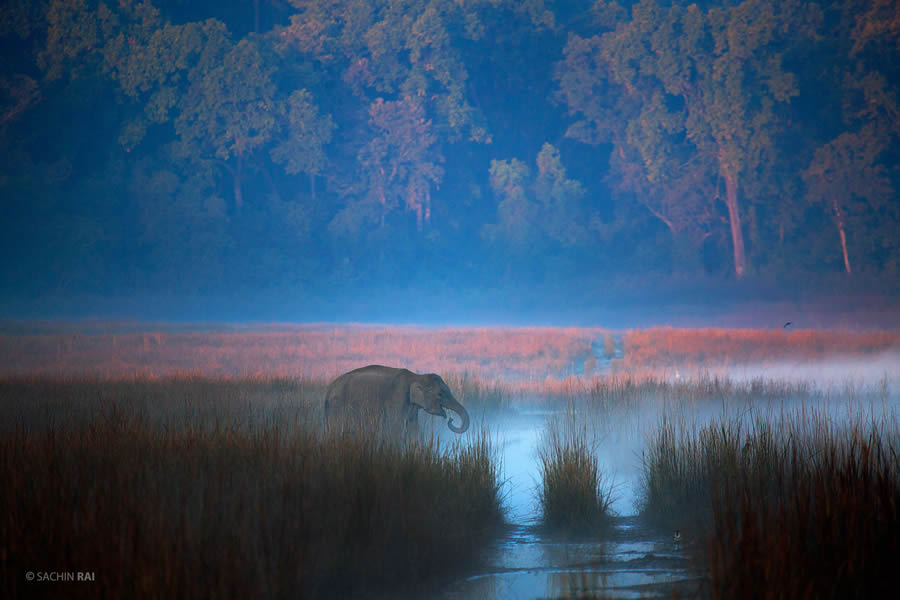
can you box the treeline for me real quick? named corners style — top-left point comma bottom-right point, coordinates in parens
top-left (1, 0), bottom-right (898, 299)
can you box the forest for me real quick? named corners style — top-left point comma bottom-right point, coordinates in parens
top-left (1, 0), bottom-right (898, 318)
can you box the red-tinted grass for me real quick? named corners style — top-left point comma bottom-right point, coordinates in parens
top-left (625, 327), bottom-right (898, 369)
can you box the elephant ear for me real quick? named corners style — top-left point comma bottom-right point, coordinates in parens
top-left (409, 382), bottom-right (425, 408)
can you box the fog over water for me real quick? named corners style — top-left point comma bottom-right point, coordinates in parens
top-left (424, 356), bottom-right (900, 598)
top-left (448, 355), bottom-right (900, 522)
top-left (720, 352), bottom-right (900, 386)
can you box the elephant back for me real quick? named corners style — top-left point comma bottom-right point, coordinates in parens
top-left (323, 366), bottom-right (409, 438)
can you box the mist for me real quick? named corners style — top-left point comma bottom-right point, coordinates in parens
top-left (479, 366), bottom-right (900, 520)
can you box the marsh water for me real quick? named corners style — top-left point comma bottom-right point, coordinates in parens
top-left (426, 373), bottom-right (897, 598)
top-left (424, 408), bottom-right (705, 600)
top-left (436, 516), bottom-right (701, 599)
top-left (416, 340), bottom-right (897, 600)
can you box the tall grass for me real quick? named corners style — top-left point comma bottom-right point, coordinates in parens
top-left (639, 406), bottom-right (900, 598)
top-left (625, 326), bottom-right (899, 369)
top-left (443, 372), bottom-right (510, 414)
top-left (638, 414), bottom-right (749, 532)
top-left (586, 372), bottom-right (811, 411)
top-left (710, 413), bottom-right (900, 599)
top-left (0, 376), bottom-right (505, 599)
top-left (4, 323), bottom-right (896, 387)
top-left (537, 411), bottom-right (615, 534)
top-left (0, 325), bottom-right (600, 381)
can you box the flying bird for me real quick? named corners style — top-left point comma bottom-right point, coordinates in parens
top-left (783, 322), bottom-right (792, 329)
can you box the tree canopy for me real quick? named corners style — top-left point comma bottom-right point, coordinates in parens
top-left (1, 0), bottom-right (898, 305)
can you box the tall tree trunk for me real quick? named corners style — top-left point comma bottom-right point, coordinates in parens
top-left (833, 197), bottom-right (852, 274)
top-left (720, 160), bottom-right (746, 278)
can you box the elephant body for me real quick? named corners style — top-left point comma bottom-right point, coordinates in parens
top-left (324, 365), bottom-right (470, 437)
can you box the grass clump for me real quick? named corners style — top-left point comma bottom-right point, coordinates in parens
top-left (0, 376), bottom-right (505, 599)
top-left (710, 415), bottom-right (900, 599)
top-left (639, 407), bottom-right (900, 598)
top-left (637, 415), bottom-right (749, 533)
top-left (537, 415), bottom-right (615, 534)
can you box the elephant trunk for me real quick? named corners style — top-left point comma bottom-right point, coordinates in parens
top-left (444, 399), bottom-right (470, 434)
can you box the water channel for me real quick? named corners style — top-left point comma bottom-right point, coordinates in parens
top-left (431, 408), bottom-right (706, 600)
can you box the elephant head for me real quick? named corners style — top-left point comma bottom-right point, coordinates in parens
top-left (409, 373), bottom-right (470, 434)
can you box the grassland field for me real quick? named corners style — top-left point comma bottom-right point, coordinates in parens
top-left (2, 324), bottom-right (899, 598)
top-left (1, 323), bottom-right (897, 381)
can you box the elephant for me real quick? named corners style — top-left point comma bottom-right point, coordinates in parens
top-left (323, 365), bottom-right (470, 437)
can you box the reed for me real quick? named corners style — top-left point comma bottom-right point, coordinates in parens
top-left (0, 376), bottom-right (505, 599)
top-left (443, 371), bottom-right (510, 414)
top-left (624, 326), bottom-right (899, 369)
top-left (537, 411), bottom-right (615, 533)
top-left (0, 325), bottom-right (600, 381)
top-left (709, 412), bottom-right (900, 599)
top-left (4, 324), bottom-right (895, 388)
top-left (638, 404), bottom-right (900, 598)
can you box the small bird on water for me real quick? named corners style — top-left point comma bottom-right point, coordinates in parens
top-left (673, 530), bottom-right (682, 543)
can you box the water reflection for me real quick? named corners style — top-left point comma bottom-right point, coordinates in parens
top-left (432, 402), bottom-right (699, 600)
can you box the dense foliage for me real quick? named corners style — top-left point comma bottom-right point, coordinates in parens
top-left (2, 0), bottom-right (898, 310)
